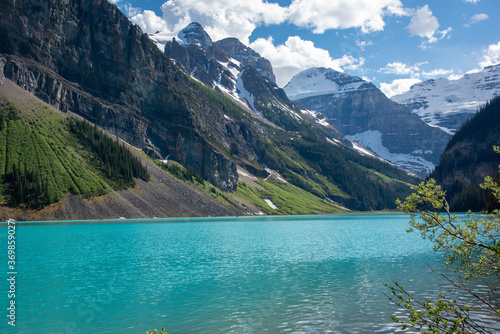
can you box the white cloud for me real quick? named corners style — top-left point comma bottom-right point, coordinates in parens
top-left (379, 62), bottom-right (421, 76)
top-left (128, 0), bottom-right (410, 45)
top-left (286, 0), bottom-right (408, 34)
top-left (124, 4), bottom-right (142, 17)
top-left (469, 13), bottom-right (489, 24)
top-left (465, 13), bottom-right (489, 27)
top-left (380, 78), bottom-right (422, 97)
top-left (448, 73), bottom-right (463, 81)
top-left (464, 0), bottom-right (480, 3)
top-left (130, 10), bottom-right (169, 34)
top-left (406, 5), bottom-right (451, 47)
top-left (250, 36), bottom-right (364, 87)
top-left (158, 0), bottom-right (287, 44)
top-left (422, 68), bottom-right (453, 77)
top-left (470, 13), bottom-right (489, 23)
top-left (379, 61), bottom-right (452, 80)
top-left (479, 41), bottom-right (500, 69)
top-left (356, 39), bottom-right (374, 51)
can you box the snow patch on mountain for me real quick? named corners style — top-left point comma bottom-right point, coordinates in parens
top-left (235, 71), bottom-right (260, 116)
top-left (392, 64), bottom-right (500, 134)
top-left (300, 109), bottom-right (330, 127)
top-left (284, 67), bottom-right (367, 101)
top-left (346, 130), bottom-right (435, 175)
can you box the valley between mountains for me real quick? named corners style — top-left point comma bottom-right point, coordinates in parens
top-left (0, 0), bottom-right (498, 220)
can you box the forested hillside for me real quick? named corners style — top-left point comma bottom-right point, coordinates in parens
top-left (0, 98), bottom-right (149, 209)
top-left (429, 96), bottom-right (500, 211)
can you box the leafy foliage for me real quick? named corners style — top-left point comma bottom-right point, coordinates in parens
top-left (146, 329), bottom-right (167, 334)
top-left (388, 147), bottom-right (500, 333)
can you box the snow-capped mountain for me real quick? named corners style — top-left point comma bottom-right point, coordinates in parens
top-left (391, 64), bottom-right (500, 134)
top-left (284, 67), bottom-right (450, 177)
top-left (284, 67), bottom-right (369, 101)
top-left (177, 22), bottom-right (213, 47)
top-left (164, 23), bottom-right (350, 144)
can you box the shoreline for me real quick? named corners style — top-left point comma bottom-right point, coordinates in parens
top-left (0, 212), bottom-right (408, 226)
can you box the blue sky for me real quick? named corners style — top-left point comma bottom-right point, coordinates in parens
top-left (110, 0), bottom-right (500, 97)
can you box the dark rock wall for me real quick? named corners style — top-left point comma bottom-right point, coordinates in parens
top-left (0, 0), bottom-right (245, 191)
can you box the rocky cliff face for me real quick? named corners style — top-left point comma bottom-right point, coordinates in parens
top-left (215, 38), bottom-right (276, 84)
top-left (0, 0), bottom-right (248, 190)
top-left (285, 68), bottom-right (450, 176)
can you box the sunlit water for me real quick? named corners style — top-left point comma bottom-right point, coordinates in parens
top-left (0, 214), bottom-right (495, 333)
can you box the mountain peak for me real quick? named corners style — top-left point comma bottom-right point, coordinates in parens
top-left (215, 38), bottom-right (276, 84)
top-left (284, 67), bottom-right (369, 101)
top-left (178, 22), bottom-right (212, 47)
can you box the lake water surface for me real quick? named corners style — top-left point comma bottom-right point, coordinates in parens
top-left (0, 214), bottom-right (477, 333)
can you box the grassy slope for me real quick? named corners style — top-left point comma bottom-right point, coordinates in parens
top-left (0, 100), bottom-right (111, 207)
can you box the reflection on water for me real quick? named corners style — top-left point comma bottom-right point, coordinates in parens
top-left (0, 214), bottom-right (496, 333)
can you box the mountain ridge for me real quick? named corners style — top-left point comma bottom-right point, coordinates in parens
top-left (392, 64), bottom-right (500, 134)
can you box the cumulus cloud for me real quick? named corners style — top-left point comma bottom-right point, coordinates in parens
top-left (286, 0), bottom-right (407, 34)
top-left (380, 78), bottom-right (422, 97)
top-left (127, 0), bottom-right (409, 45)
top-left (250, 36), bottom-right (365, 87)
top-left (356, 39), bottom-right (375, 51)
top-left (379, 61), bottom-right (455, 96)
top-left (406, 5), bottom-right (451, 47)
top-left (158, 0), bottom-right (287, 44)
top-left (470, 13), bottom-right (489, 23)
top-left (130, 10), bottom-right (169, 34)
top-left (479, 41), bottom-right (500, 69)
top-left (422, 68), bottom-right (453, 77)
top-left (380, 61), bottom-right (455, 78)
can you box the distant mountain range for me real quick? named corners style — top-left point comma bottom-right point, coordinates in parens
top-left (2, 0), bottom-right (497, 218)
top-left (392, 64), bottom-right (500, 134)
top-left (283, 64), bottom-right (500, 177)
top-left (164, 23), bottom-right (349, 143)
top-left (0, 0), bottom-right (417, 217)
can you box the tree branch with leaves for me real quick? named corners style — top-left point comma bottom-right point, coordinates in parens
top-left (387, 146), bottom-right (500, 333)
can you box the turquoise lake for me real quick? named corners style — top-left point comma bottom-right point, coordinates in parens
top-left (0, 214), bottom-right (477, 333)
